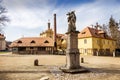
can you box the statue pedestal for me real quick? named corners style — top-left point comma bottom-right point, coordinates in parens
top-left (60, 31), bottom-right (88, 73)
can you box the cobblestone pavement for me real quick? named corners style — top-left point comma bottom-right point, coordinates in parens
top-left (0, 53), bottom-right (120, 80)
top-left (49, 65), bottom-right (120, 80)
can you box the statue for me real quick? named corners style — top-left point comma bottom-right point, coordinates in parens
top-left (60, 11), bottom-right (88, 73)
top-left (67, 11), bottom-right (76, 32)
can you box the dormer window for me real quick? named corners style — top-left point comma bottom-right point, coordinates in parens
top-left (95, 32), bottom-right (97, 35)
top-left (44, 40), bottom-right (49, 43)
top-left (31, 40), bottom-right (35, 43)
top-left (82, 32), bottom-right (86, 34)
top-left (17, 40), bottom-right (22, 43)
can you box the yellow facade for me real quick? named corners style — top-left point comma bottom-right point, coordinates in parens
top-left (40, 29), bottom-right (53, 39)
top-left (78, 37), bottom-right (92, 55)
top-left (61, 39), bottom-right (67, 50)
top-left (78, 37), bottom-right (116, 56)
top-left (40, 26), bottom-right (116, 56)
top-left (39, 26), bottom-right (65, 51)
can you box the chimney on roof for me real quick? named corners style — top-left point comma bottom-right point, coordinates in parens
top-left (54, 13), bottom-right (57, 50)
top-left (48, 20), bottom-right (50, 30)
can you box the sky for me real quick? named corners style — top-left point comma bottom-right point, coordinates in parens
top-left (2, 0), bottom-right (120, 41)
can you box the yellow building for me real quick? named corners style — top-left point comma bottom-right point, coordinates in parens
top-left (78, 27), bottom-right (116, 56)
top-left (56, 34), bottom-right (67, 50)
top-left (39, 21), bottom-right (66, 51)
top-left (40, 22), bottom-right (53, 38)
top-left (40, 27), bottom-right (66, 51)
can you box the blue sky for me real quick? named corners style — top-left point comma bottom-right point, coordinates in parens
top-left (2, 0), bottom-right (120, 41)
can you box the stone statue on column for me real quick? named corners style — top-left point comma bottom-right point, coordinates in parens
top-left (60, 11), bottom-right (88, 73)
top-left (67, 11), bottom-right (76, 32)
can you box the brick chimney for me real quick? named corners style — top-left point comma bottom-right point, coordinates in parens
top-left (54, 14), bottom-right (57, 49)
top-left (48, 20), bottom-right (50, 30)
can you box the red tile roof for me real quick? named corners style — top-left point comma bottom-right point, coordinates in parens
top-left (78, 27), bottom-right (113, 40)
top-left (10, 37), bottom-right (54, 47)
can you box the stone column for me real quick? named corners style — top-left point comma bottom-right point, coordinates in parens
top-left (66, 31), bottom-right (80, 69)
top-left (60, 30), bottom-right (89, 73)
top-left (60, 11), bottom-right (88, 73)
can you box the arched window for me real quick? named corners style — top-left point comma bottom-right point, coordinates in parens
top-left (44, 40), bottom-right (49, 43)
top-left (82, 32), bottom-right (86, 34)
top-left (17, 40), bottom-right (22, 43)
top-left (31, 40), bottom-right (35, 43)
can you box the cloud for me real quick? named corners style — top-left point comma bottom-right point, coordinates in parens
top-left (3, 0), bottom-right (55, 29)
top-left (2, 0), bottom-right (120, 41)
top-left (7, 8), bottom-right (50, 29)
top-left (52, 0), bottom-right (120, 33)
top-left (73, 0), bottom-right (120, 30)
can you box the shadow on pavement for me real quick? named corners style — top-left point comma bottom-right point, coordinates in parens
top-left (0, 70), bottom-right (50, 73)
top-left (88, 68), bottom-right (120, 74)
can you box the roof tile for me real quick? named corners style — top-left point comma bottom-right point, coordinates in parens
top-left (10, 37), bottom-right (54, 47)
top-left (78, 27), bottom-right (113, 40)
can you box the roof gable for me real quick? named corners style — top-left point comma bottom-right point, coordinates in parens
top-left (78, 27), bottom-right (93, 38)
top-left (78, 27), bottom-right (112, 40)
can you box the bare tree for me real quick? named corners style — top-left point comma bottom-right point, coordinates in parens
top-left (0, 0), bottom-right (9, 33)
top-left (102, 24), bottom-right (111, 36)
top-left (109, 16), bottom-right (120, 48)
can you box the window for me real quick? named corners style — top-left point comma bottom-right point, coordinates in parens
top-left (41, 47), bottom-right (46, 51)
top-left (18, 47), bottom-right (26, 51)
top-left (30, 47), bottom-right (34, 49)
top-left (13, 48), bottom-right (18, 52)
top-left (17, 40), bottom-right (22, 43)
top-left (44, 40), bottom-right (49, 43)
top-left (84, 49), bottom-right (87, 53)
top-left (84, 39), bottom-right (87, 44)
top-left (95, 33), bottom-right (97, 35)
top-left (31, 40), bottom-right (35, 43)
top-left (82, 32), bottom-right (86, 34)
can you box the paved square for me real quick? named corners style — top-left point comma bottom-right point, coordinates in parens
top-left (0, 53), bottom-right (120, 80)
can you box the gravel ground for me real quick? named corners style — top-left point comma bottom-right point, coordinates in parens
top-left (49, 65), bottom-right (120, 80)
top-left (0, 52), bottom-right (120, 80)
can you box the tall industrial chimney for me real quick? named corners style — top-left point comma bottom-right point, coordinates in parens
top-left (54, 14), bottom-right (57, 50)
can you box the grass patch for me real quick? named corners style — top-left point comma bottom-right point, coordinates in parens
top-left (0, 52), bottom-right (8, 54)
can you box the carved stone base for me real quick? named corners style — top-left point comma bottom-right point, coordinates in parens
top-left (66, 52), bottom-right (80, 69)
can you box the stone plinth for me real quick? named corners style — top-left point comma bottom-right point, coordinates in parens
top-left (65, 52), bottom-right (80, 69)
top-left (66, 31), bottom-right (80, 69)
top-left (60, 67), bottom-right (89, 73)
